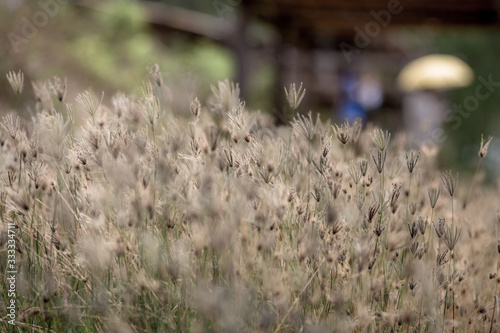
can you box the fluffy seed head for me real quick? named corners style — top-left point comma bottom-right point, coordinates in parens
top-left (190, 96), bottom-right (201, 118)
top-left (284, 82), bottom-right (305, 110)
top-left (367, 201), bottom-right (379, 223)
top-left (209, 79), bottom-right (240, 114)
top-left (350, 117), bottom-right (363, 143)
top-left (6, 70), bottom-right (24, 95)
top-left (141, 81), bottom-right (161, 126)
top-left (433, 218), bottom-right (446, 238)
top-left (292, 111), bottom-right (319, 142)
top-left (374, 221), bottom-right (384, 237)
top-left (440, 170), bottom-right (458, 197)
top-left (370, 128), bottom-right (391, 151)
top-left (1, 115), bottom-right (20, 140)
top-left (408, 221), bottom-right (418, 239)
top-left (390, 183), bottom-right (401, 209)
top-left (428, 187), bottom-right (440, 209)
top-left (405, 150), bottom-right (420, 173)
top-left (148, 63), bottom-right (163, 87)
top-left (333, 121), bottom-right (351, 145)
top-left (370, 148), bottom-right (386, 174)
top-left (442, 225), bottom-right (461, 251)
top-left (436, 249), bottom-right (449, 266)
top-left (76, 90), bottom-right (104, 119)
top-left (409, 202), bottom-right (418, 215)
top-left (417, 216), bottom-right (427, 235)
top-left (479, 134), bottom-right (493, 158)
top-left (348, 161), bottom-right (362, 185)
top-left (49, 76), bottom-right (67, 102)
top-left (359, 159), bottom-right (368, 176)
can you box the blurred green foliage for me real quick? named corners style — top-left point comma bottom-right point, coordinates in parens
top-left (0, 0), bottom-right (233, 107)
top-left (153, 0), bottom-right (217, 15)
top-left (68, 0), bottom-right (234, 95)
top-left (434, 29), bottom-right (500, 174)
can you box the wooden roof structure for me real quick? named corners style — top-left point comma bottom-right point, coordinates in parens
top-left (243, 0), bottom-right (500, 39)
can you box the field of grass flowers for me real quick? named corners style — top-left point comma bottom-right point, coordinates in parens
top-left (0, 68), bottom-right (499, 332)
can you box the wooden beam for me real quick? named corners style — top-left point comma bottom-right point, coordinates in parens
top-left (244, 0), bottom-right (500, 36)
top-left (74, 0), bottom-right (234, 41)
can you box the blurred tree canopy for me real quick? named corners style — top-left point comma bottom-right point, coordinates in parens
top-left (0, 0), bottom-right (233, 109)
top-left (433, 29), bottom-right (500, 175)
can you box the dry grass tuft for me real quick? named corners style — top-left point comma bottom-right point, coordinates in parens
top-left (0, 71), bottom-right (498, 332)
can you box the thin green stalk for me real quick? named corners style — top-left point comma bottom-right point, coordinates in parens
top-left (17, 94), bottom-right (22, 121)
top-left (443, 287), bottom-right (448, 333)
top-left (372, 237), bottom-right (379, 262)
top-left (152, 124), bottom-right (157, 221)
top-left (286, 131), bottom-right (292, 185)
top-left (274, 264), bottom-right (321, 333)
top-left (380, 169), bottom-right (388, 248)
top-left (32, 190), bottom-right (39, 266)
top-left (451, 195), bottom-right (455, 333)
top-left (18, 150), bottom-right (22, 187)
top-left (379, 172), bottom-right (383, 224)
top-left (489, 295), bottom-right (497, 333)
top-left (418, 288), bottom-right (424, 331)
top-left (406, 173), bottom-right (412, 224)
top-left (306, 140), bottom-right (311, 211)
top-left (426, 207), bottom-right (435, 259)
top-left (451, 249), bottom-right (455, 333)
top-left (451, 196), bottom-right (454, 228)
top-left (464, 159), bottom-right (481, 210)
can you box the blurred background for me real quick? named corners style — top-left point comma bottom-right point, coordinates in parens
top-left (0, 0), bottom-right (499, 178)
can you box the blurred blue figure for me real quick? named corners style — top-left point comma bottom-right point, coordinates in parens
top-left (338, 70), bottom-right (383, 124)
top-left (338, 70), bottom-right (365, 123)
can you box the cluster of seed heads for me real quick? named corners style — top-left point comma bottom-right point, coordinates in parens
top-left (1, 70), bottom-right (497, 333)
